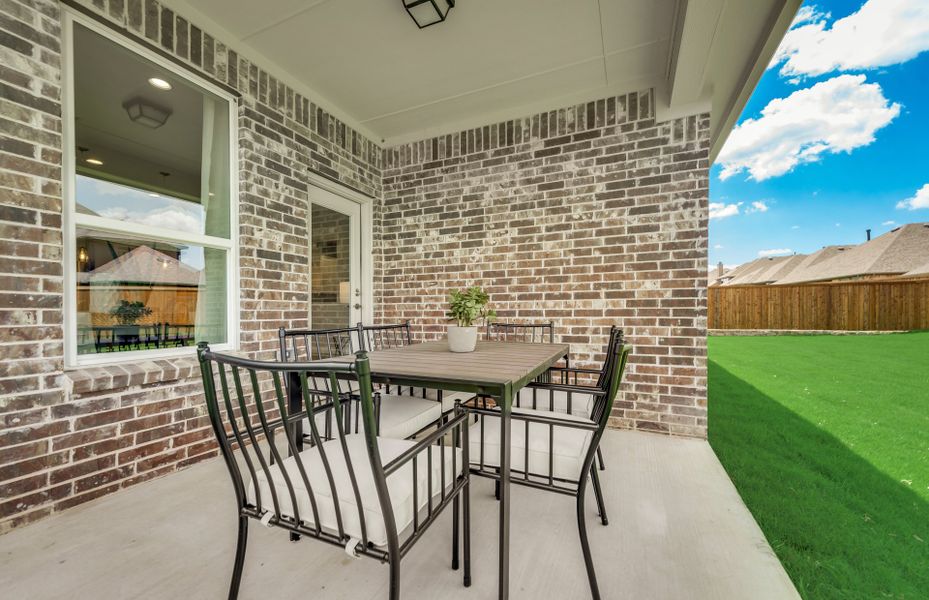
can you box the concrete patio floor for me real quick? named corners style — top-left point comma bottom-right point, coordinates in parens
top-left (0, 430), bottom-right (799, 599)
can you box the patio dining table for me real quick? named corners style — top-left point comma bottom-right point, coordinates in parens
top-left (290, 339), bottom-right (569, 600)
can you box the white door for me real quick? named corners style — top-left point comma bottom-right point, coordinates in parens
top-left (309, 185), bottom-right (362, 329)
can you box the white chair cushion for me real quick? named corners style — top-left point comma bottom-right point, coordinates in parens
top-left (303, 394), bottom-right (442, 440)
top-left (514, 387), bottom-right (595, 418)
top-left (376, 394), bottom-right (443, 439)
top-left (390, 388), bottom-right (475, 413)
top-left (247, 434), bottom-right (462, 547)
top-left (469, 408), bottom-right (594, 481)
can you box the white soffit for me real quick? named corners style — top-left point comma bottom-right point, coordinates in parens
top-left (163, 0), bottom-right (798, 150)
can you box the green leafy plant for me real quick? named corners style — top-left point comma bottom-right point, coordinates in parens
top-left (110, 300), bottom-right (152, 326)
top-left (446, 286), bottom-right (496, 327)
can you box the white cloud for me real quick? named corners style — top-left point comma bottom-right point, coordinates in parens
top-left (713, 244), bottom-right (724, 249)
top-left (758, 248), bottom-right (793, 257)
top-left (896, 183), bottom-right (929, 210)
top-left (709, 202), bottom-right (741, 220)
top-left (882, 220), bottom-right (897, 226)
top-left (98, 206), bottom-right (202, 234)
top-left (792, 5), bottom-right (832, 27)
top-left (747, 201), bottom-right (769, 213)
top-left (771, 0), bottom-right (929, 78)
top-left (717, 75), bottom-right (900, 181)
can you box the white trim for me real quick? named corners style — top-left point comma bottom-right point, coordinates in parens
top-left (73, 213), bottom-right (234, 250)
top-left (306, 173), bottom-right (375, 326)
top-left (61, 8), bottom-right (240, 368)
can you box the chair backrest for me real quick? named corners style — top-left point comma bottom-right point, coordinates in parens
top-left (358, 321), bottom-right (413, 351)
top-left (197, 344), bottom-right (470, 559)
top-left (278, 326), bottom-right (362, 362)
top-left (595, 325), bottom-right (622, 389)
top-left (197, 345), bottom-right (385, 550)
top-left (278, 326), bottom-right (363, 400)
top-left (486, 321), bottom-right (554, 344)
top-left (589, 328), bottom-right (629, 428)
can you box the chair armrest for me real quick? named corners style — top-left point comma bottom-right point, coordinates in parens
top-left (524, 381), bottom-right (605, 396)
top-left (383, 409), bottom-right (470, 476)
top-left (465, 402), bottom-right (598, 431)
top-left (548, 366), bottom-right (601, 375)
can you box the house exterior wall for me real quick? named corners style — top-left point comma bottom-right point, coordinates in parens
top-left (1, 1), bottom-right (710, 536)
top-left (378, 93), bottom-right (710, 436)
top-left (0, 0), bottom-right (381, 533)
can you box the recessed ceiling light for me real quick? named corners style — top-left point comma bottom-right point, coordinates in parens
top-left (85, 158), bottom-right (103, 166)
top-left (148, 77), bottom-right (172, 91)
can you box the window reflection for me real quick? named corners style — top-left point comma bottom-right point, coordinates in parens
top-left (75, 230), bottom-right (227, 354)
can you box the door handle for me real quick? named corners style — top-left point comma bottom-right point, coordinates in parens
top-left (353, 303), bottom-right (362, 310)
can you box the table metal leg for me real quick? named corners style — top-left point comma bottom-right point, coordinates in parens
top-left (498, 384), bottom-right (512, 600)
top-left (287, 371), bottom-right (303, 543)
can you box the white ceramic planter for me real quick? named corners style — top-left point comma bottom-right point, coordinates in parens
top-left (447, 325), bottom-right (478, 352)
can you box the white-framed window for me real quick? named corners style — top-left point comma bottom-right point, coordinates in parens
top-left (62, 10), bottom-right (238, 367)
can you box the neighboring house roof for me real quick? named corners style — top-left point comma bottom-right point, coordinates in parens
top-left (724, 256), bottom-right (793, 285)
top-left (777, 223), bottom-right (929, 284)
top-left (78, 245), bottom-right (202, 287)
top-left (902, 259), bottom-right (929, 278)
top-left (771, 245), bottom-right (856, 285)
top-left (736, 254), bottom-right (808, 286)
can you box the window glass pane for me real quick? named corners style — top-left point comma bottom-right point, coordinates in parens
top-left (75, 229), bottom-right (227, 355)
top-left (75, 174), bottom-right (218, 236)
top-left (73, 22), bottom-right (230, 238)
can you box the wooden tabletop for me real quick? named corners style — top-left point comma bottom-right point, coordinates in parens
top-left (330, 340), bottom-right (569, 395)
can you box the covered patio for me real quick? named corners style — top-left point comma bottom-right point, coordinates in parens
top-left (0, 430), bottom-right (798, 599)
top-left (1, 0), bottom-right (803, 598)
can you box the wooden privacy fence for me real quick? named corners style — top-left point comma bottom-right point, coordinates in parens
top-left (708, 278), bottom-right (929, 331)
top-left (76, 285), bottom-right (198, 326)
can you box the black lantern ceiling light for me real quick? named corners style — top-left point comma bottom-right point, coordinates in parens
top-left (404, 0), bottom-right (454, 28)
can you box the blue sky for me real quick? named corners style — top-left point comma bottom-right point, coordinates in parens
top-left (710, 0), bottom-right (929, 267)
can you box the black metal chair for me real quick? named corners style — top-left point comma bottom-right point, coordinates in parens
top-left (197, 345), bottom-right (471, 600)
top-left (487, 321), bottom-right (608, 472)
top-left (359, 321), bottom-right (475, 417)
top-left (164, 323), bottom-right (195, 347)
top-left (486, 321), bottom-right (554, 344)
top-left (466, 327), bottom-right (629, 600)
top-left (279, 325), bottom-right (445, 440)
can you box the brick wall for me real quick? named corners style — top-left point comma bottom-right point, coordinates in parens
top-left (378, 91), bottom-right (710, 437)
top-left (0, 0), bottom-right (380, 533)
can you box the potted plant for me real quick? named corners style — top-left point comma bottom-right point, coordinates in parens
top-left (446, 286), bottom-right (496, 352)
top-left (110, 299), bottom-right (153, 345)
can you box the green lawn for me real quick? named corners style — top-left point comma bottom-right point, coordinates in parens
top-left (708, 332), bottom-right (929, 600)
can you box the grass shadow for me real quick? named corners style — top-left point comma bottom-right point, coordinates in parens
top-left (708, 360), bottom-right (929, 600)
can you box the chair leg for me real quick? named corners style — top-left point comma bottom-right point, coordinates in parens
top-left (596, 446), bottom-right (606, 471)
top-left (452, 496), bottom-right (460, 570)
top-left (463, 482), bottom-right (472, 587)
top-left (576, 489), bottom-right (601, 600)
top-left (388, 558), bottom-right (400, 600)
top-left (590, 465), bottom-right (608, 526)
top-left (229, 516), bottom-right (249, 600)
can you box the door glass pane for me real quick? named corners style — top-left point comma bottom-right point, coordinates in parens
top-left (75, 228), bottom-right (227, 355)
top-left (311, 204), bottom-right (351, 329)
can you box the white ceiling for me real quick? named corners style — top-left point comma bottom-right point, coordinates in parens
top-left (164, 0), bottom-right (799, 151)
top-left (166, 0), bottom-right (677, 143)
top-left (74, 21), bottom-right (208, 196)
